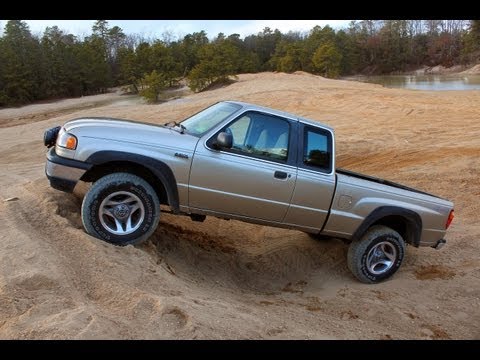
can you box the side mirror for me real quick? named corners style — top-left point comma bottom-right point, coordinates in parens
top-left (214, 132), bottom-right (233, 149)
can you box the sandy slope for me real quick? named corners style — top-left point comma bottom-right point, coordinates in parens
top-left (0, 72), bottom-right (479, 339)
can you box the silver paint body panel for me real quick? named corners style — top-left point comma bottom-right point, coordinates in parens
top-left (47, 101), bottom-right (454, 247)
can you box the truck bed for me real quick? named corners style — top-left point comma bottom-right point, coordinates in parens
top-left (336, 168), bottom-right (443, 200)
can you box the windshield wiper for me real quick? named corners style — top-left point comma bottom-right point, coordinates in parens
top-left (165, 121), bottom-right (186, 134)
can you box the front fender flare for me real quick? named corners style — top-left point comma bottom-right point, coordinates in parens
top-left (85, 151), bottom-right (179, 213)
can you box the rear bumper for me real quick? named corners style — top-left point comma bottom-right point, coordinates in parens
top-left (431, 238), bottom-right (447, 250)
top-left (45, 147), bottom-right (91, 192)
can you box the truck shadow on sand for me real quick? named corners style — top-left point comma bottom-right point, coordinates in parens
top-left (142, 219), bottom-right (352, 293)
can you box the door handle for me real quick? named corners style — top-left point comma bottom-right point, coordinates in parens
top-left (274, 171), bottom-right (288, 179)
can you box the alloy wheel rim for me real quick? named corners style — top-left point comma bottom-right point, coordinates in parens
top-left (366, 241), bottom-right (397, 275)
top-left (99, 191), bottom-right (145, 235)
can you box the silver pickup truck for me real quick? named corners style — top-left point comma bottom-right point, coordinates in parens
top-left (43, 101), bottom-right (454, 283)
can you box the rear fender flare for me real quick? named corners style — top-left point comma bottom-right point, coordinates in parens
top-left (351, 206), bottom-right (422, 247)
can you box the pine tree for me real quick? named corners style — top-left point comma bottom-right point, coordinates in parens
top-left (1, 20), bottom-right (42, 105)
top-left (312, 42), bottom-right (343, 78)
top-left (140, 70), bottom-right (168, 103)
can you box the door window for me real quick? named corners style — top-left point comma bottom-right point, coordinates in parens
top-left (215, 111), bottom-right (291, 162)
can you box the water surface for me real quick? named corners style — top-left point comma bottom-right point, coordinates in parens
top-left (345, 74), bottom-right (480, 91)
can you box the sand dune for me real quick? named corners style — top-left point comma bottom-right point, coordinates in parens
top-left (0, 72), bottom-right (479, 339)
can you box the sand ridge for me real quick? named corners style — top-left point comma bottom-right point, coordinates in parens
top-left (0, 72), bottom-right (479, 339)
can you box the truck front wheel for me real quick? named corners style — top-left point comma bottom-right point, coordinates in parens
top-left (347, 225), bottom-right (405, 284)
top-left (81, 173), bottom-right (160, 246)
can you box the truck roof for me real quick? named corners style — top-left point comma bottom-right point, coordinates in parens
top-left (224, 100), bottom-right (334, 133)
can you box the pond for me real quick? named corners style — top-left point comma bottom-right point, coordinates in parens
top-left (344, 74), bottom-right (480, 91)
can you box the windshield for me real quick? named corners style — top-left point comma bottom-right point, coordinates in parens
top-left (180, 102), bottom-right (242, 136)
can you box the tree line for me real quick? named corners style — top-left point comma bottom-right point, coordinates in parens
top-left (1, 20), bottom-right (479, 106)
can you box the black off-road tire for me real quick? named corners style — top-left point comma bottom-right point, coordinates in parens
top-left (347, 225), bottom-right (405, 284)
top-left (81, 173), bottom-right (160, 246)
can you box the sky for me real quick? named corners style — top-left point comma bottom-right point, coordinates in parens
top-left (1, 20), bottom-right (352, 39)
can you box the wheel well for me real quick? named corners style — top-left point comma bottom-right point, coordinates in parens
top-left (80, 161), bottom-right (169, 206)
top-left (351, 206), bottom-right (422, 247)
top-left (372, 215), bottom-right (413, 245)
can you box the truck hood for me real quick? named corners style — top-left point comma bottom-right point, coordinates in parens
top-left (64, 117), bottom-right (199, 152)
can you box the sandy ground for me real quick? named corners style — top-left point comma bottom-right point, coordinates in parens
top-left (0, 88), bottom-right (142, 129)
top-left (0, 72), bottom-right (479, 339)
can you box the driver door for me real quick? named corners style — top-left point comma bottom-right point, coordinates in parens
top-left (188, 111), bottom-right (297, 222)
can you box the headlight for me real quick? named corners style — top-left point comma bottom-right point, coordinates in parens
top-left (57, 127), bottom-right (78, 150)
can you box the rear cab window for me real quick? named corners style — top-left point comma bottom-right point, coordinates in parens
top-left (299, 124), bottom-right (333, 173)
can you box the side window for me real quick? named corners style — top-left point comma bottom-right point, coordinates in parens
top-left (228, 115), bottom-right (250, 148)
top-left (220, 111), bottom-right (290, 162)
top-left (303, 127), bottom-right (332, 171)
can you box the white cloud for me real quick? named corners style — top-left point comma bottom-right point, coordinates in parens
top-left (228, 20), bottom-right (351, 38)
top-left (22, 20), bottom-right (95, 36)
top-left (3, 20), bottom-right (352, 39)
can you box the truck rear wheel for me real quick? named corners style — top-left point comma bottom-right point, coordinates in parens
top-left (347, 225), bottom-right (405, 284)
top-left (81, 172), bottom-right (160, 246)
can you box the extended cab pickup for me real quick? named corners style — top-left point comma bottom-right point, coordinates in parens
top-left (43, 101), bottom-right (454, 283)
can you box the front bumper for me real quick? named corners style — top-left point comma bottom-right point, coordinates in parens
top-left (45, 147), bottom-right (92, 192)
